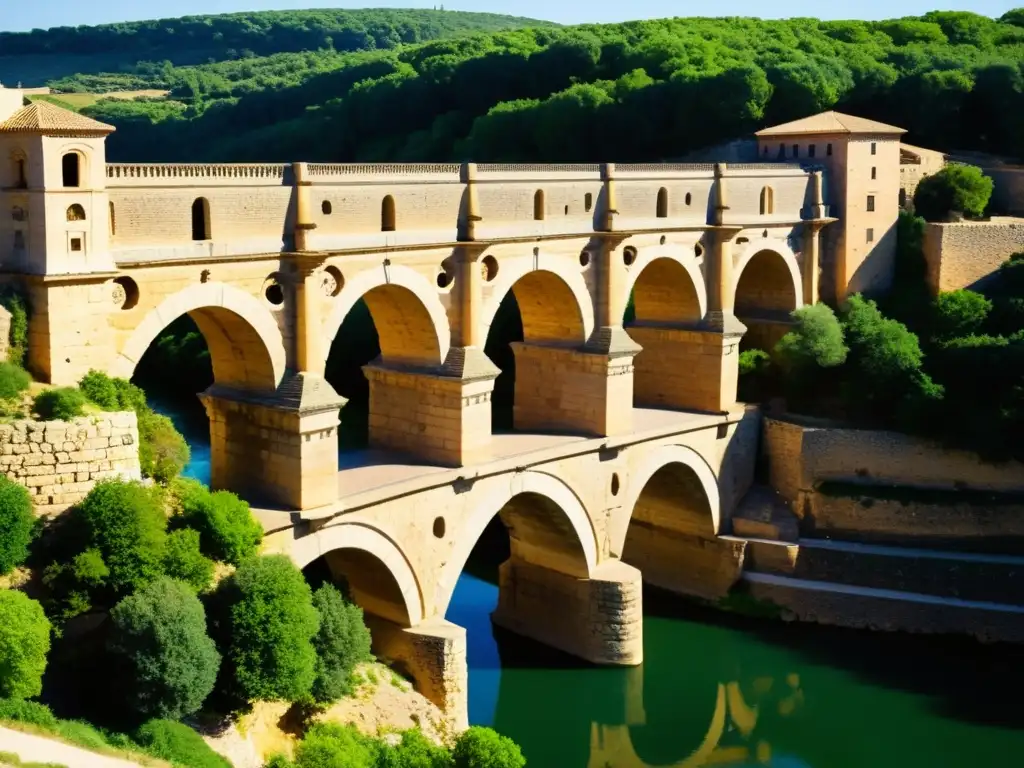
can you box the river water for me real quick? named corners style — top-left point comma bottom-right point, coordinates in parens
top-left (164, 404), bottom-right (1024, 768)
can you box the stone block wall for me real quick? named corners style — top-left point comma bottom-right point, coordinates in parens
top-left (0, 412), bottom-right (141, 517)
top-left (922, 218), bottom-right (1024, 294)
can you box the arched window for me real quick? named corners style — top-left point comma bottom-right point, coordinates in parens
top-left (66, 204), bottom-right (85, 222)
top-left (109, 201), bottom-right (116, 236)
top-left (381, 195), bottom-right (396, 232)
top-left (656, 187), bottom-right (668, 218)
top-left (760, 186), bottom-right (775, 216)
top-left (62, 152), bottom-right (80, 188)
top-left (11, 151), bottom-right (27, 189)
top-left (191, 197), bottom-right (211, 241)
top-left (584, 192), bottom-right (593, 212)
top-left (533, 189), bottom-right (545, 221)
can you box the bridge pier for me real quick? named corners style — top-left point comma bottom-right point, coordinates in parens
top-left (200, 373), bottom-right (345, 511)
top-left (511, 343), bottom-right (637, 436)
top-left (493, 559), bottom-right (643, 666)
top-left (629, 322), bottom-right (745, 414)
top-left (366, 616), bottom-right (469, 733)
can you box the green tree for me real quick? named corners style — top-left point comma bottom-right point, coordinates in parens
top-left (78, 370), bottom-right (121, 410)
top-left (138, 411), bottom-right (191, 483)
top-left (310, 583), bottom-right (372, 703)
top-left (173, 479), bottom-right (262, 565)
top-left (386, 729), bottom-right (454, 768)
top-left (0, 475), bottom-right (34, 575)
top-left (0, 591), bottom-right (51, 699)
top-left (108, 578), bottom-right (221, 719)
top-left (913, 164), bottom-right (994, 222)
top-left (452, 727), bottom-right (525, 768)
top-left (0, 362), bottom-right (31, 405)
top-left (162, 529), bottom-right (215, 592)
top-left (292, 722), bottom-right (377, 768)
top-left (33, 387), bottom-right (87, 421)
top-left (775, 303), bottom-right (849, 371)
top-left (929, 290), bottom-right (992, 341)
top-left (222, 555), bottom-right (320, 702)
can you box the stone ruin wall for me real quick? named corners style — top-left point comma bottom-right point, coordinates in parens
top-left (0, 411), bottom-right (142, 517)
top-left (922, 218), bottom-right (1024, 294)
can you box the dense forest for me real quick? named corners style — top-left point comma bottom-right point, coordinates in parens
top-left (7, 9), bottom-right (1008, 165)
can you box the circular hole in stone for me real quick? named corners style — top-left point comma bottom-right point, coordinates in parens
top-left (433, 516), bottom-right (446, 538)
top-left (265, 282), bottom-right (285, 306)
top-left (322, 200), bottom-right (332, 215)
top-left (622, 246), bottom-right (638, 266)
top-left (482, 255), bottom-right (499, 282)
top-left (694, 243), bottom-right (705, 258)
top-left (611, 473), bottom-right (621, 496)
top-left (112, 276), bottom-right (139, 310)
top-left (437, 269), bottom-right (453, 289)
top-left (579, 250), bottom-right (591, 268)
top-left (322, 264), bottom-right (343, 297)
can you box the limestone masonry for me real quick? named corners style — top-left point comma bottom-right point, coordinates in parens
top-left (0, 411), bottom-right (141, 517)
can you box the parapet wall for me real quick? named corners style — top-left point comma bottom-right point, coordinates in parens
top-left (0, 412), bottom-right (141, 517)
top-left (922, 217), bottom-right (1024, 294)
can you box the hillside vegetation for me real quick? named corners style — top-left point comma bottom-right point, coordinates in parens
top-left (42, 9), bottom-right (1024, 165)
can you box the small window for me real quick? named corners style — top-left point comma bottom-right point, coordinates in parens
top-left (564, 204), bottom-right (569, 216)
top-left (867, 195), bottom-right (875, 212)
top-left (66, 204), bottom-right (85, 222)
top-left (70, 237), bottom-right (83, 252)
top-left (191, 197), bottom-right (211, 241)
top-left (15, 157), bottom-right (26, 189)
top-left (322, 200), bottom-right (332, 215)
top-left (381, 195), bottom-right (396, 232)
top-left (808, 144), bottom-right (816, 158)
top-left (871, 167), bottom-right (877, 180)
top-left (762, 145), bottom-right (769, 156)
top-left (584, 192), bottom-right (593, 213)
top-left (899, 188), bottom-right (907, 207)
top-left (871, 142), bottom-right (877, 155)
top-left (656, 187), bottom-right (668, 218)
top-left (12, 231), bottom-right (24, 250)
top-left (61, 152), bottom-right (80, 188)
top-left (533, 189), bottom-right (545, 221)
top-left (778, 143), bottom-right (786, 159)
top-left (866, 228), bottom-right (875, 243)
top-left (792, 144), bottom-right (799, 158)
top-left (760, 186), bottom-right (775, 216)
top-left (109, 201), bottom-right (116, 236)
top-left (685, 192), bottom-right (692, 206)
top-left (826, 143), bottom-right (833, 156)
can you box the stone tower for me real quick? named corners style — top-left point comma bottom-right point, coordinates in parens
top-left (0, 87), bottom-right (116, 275)
top-left (755, 111), bottom-right (906, 303)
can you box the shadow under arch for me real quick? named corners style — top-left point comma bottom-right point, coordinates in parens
top-left (292, 521), bottom-right (423, 627)
top-left (434, 470), bottom-right (598, 618)
top-left (480, 263), bottom-right (594, 346)
top-left (624, 251), bottom-right (708, 327)
top-left (732, 244), bottom-right (802, 351)
top-left (321, 263), bottom-right (451, 370)
top-left (111, 281), bottom-right (287, 392)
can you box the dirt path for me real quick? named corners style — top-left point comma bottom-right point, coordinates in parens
top-left (0, 726), bottom-right (147, 768)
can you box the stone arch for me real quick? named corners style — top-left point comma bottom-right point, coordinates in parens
top-left (433, 470), bottom-right (599, 617)
top-left (481, 261), bottom-right (594, 346)
top-left (731, 242), bottom-right (801, 317)
top-left (624, 248), bottom-right (707, 326)
top-left (611, 444), bottom-right (722, 556)
top-left (111, 281), bottom-right (287, 391)
top-left (321, 263), bottom-right (450, 369)
top-left (291, 521), bottom-right (423, 627)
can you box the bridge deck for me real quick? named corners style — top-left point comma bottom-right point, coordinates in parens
top-left (254, 407), bottom-right (742, 531)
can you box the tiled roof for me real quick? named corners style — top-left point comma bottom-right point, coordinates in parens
top-left (755, 111), bottom-right (905, 137)
top-left (0, 100), bottom-right (115, 135)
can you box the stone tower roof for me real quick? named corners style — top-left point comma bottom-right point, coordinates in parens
top-left (755, 111), bottom-right (905, 138)
top-left (0, 99), bottom-right (115, 136)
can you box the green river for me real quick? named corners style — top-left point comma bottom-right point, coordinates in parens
top-left (167, 404), bottom-right (1024, 768)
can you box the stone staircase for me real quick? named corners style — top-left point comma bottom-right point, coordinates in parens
top-left (723, 484), bottom-right (1024, 643)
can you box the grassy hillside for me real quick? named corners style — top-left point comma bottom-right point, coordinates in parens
top-left (0, 8), bottom-right (557, 88)
top-left (61, 9), bottom-right (1024, 169)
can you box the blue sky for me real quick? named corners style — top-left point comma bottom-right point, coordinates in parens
top-left (0, 1), bottom-right (1018, 32)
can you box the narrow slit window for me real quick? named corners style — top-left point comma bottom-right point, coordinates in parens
top-left (191, 197), bottom-right (211, 241)
top-left (760, 186), bottom-right (775, 215)
top-left (867, 195), bottom-right (875, 212)
top-left (656, 187), bottom-right (668, 218)
top-left (381, 195), bottom-right (396, 232)
top-left (533, 189), bottom-right (545, 221)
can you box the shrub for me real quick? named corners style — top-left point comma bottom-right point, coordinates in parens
top-left (930, 290), bottom-right (992, 341)
top-left (387, 729), bottom-right (454, 768)
top-left (138, 410), bottom-right (190, 483)
top-left (112, 378), bottom-right (148, 414)
top-left (108, 578), bottom-right (220, 720)
top-left (0, 475), bottom-right (34, 575)
top-left (292, 723), bottom-right (377, 768)
top-left (32, 388), bottom-right (86, 421)
top-left (0, 362), bottom-right (30, 402)
top-left (775, 303), bottom-right (848, 371)
top-left (133, 719), bottom-right (232, 768)
top-left (78, 370), bottom-right (121, 410)
top-left (163, 529), bottom-right (215, 592)
top-left (53, 720), bottom-right (110, 751)
top-left (0, 698), bottom-right (59, 729)
top-left (452, 727), bottom-right (525, 768)
top-left (224, 555), bottom-right (320, 702)
top-left (0, 288), bottom-right (29, 366)
top-left (310, 583), bottom-right (372, 704)
top-left (175, 480), bottom-right (262, 565)
top-left (264, 755), bottom-right (295, 768)
top-left (0, 591), bottom-right (51, 699)
top-left (913, 163), bottom-right (993, 221)
top-left (77, 480), bottom-right (167, 596)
